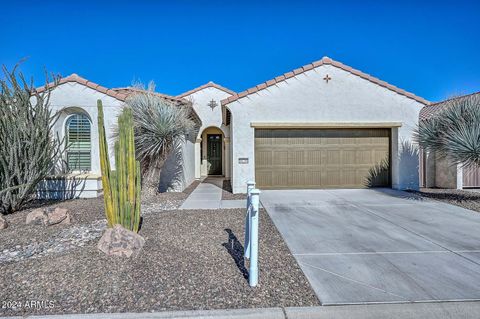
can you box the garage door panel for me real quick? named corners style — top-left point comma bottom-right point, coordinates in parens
top-left (291, 171), bottom-right (306, 186)
top-left (306, 150), bottom-right (323, 165)
top-left (257, 171), bottom-right (273, 186)
top-left (273, 171), bottom-right (289, 186)
top-left (255, 128), bottom-right (390, 189)
top-left (290, 151), bottom-right (305, 165)
top-left (305, 171), bottom-right (323, 186)
top-left (256, 150), bottom-right (272, 167)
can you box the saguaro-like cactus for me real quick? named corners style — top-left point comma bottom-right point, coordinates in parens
top-left (98, 100), bottom-right (141, 232)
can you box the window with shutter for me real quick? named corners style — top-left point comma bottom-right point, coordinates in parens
top-left (66, 114), bottom-right (91, 171)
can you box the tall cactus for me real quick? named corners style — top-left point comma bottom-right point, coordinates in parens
top-left (97, 100), bottom-right (141, 232)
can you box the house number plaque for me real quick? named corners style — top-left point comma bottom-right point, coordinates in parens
top-left (238, 158), bottom-right (249, 164)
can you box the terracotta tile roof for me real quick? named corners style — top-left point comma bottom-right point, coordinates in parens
top-left (177, 81), bottom-right (235, 98)
top-left (221, 56), bottom-right (430, 106)
top-left (419, 91), bottom-right (480, 121)
top-left (112, 87), bottom-right (190, 106)
top-left (112, 87), bottom-right (201, 124)
top-left (35, 73), bottom-right (128, 101)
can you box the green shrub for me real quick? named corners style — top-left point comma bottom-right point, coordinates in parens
top-left (415, 94), bottom-right (480, 167)
top-left (125, 85), bottom-right (195, 189)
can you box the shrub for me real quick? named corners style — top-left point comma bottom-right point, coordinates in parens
top-left (415, 94), bottom-right (480, 167)
top-left (0, 66), bottom-right (62, 214)
top-left (125, 84), bottom-right (195, 189)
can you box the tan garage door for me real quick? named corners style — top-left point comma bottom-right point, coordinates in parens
top-left (255, 128), bottom-right (391, 189)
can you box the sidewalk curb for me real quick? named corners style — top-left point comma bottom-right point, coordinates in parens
top-left (0, 307), bottom-right (284, 319)
top-left (4, 302), bottom-right (480, 319)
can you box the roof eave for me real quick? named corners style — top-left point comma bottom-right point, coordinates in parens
top-left (221, 57), bottom-right (430, 106)
top-left (35, 73), bottom-right (128, 102)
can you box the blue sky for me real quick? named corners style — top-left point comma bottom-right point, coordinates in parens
top-left (1, 0), bottom-right (479, 102)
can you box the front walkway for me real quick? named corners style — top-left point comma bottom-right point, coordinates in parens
top-left (180, 177), bottom-right (245, 209)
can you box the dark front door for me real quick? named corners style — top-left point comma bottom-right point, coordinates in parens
top-left (207, 134), bottom-right (222, 175)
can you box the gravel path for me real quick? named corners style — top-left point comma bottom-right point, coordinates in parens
top-left (0, 201), bottom-right (318, 316)
top-left (414, 188), bottom-right (480, 213)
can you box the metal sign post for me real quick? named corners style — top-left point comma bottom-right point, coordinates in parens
top-left (248, 188), bottom-right (260, 287)
top-left (244, 181), bottom-right (255, 266)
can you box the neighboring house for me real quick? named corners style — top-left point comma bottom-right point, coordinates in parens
top-left (419, 92), bottom-right (480, 189)
top-left (37, 56), bottom-right (430, 198)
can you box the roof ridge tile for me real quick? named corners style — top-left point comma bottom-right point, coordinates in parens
top-left (221, 57), bottom-right (430, 106)
top-left (35, 73), bottom-right (128, 101)
top-left (177, 81), bottom-right (235, 98)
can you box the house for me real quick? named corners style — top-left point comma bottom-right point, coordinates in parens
top-left (419, 92), bottom-right (480, 189)
top-left (37, 56), bottom-right (429, 199)
top-left (35, 74), bottom-right (197, 199)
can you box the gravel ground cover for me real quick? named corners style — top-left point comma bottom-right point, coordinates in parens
top-left (141, 180), bottom-right (201, 211)
top-left (0, 197), bottom-right (318, 316)
top-left (222, 180), bottom-right (247, 201)
top-left (414, 188), bottom-right (480, 213)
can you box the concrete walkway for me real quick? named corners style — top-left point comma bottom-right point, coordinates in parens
top-left (180, 178), bottom-right (244, 210)
top-left (262, 188), bottom-right (480, 305)
top-left (7, 302), bottom-right (480, 318)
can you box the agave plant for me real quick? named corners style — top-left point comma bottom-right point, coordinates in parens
top-left (125, 84), bottom-right (195, 189)
top-left (414, 94), bottom-right (480, 167)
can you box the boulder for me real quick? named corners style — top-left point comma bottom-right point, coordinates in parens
top-left (0, 216), bottom-right (7, 229)
top-left (97, 225), bottom-right (145, 258)
top-left (45, 207), bottom-right (71, 226)
top-left (26, 209), bottom-right (47, 225)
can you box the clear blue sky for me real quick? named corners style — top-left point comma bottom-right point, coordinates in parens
top-left (1, 0), bottom-right (479, 102)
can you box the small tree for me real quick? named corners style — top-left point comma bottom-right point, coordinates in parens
top-left (125, 83), bottom-right (195, 190)
top-left (415, 94), bottom-right (480, 167)
top-left (0, 66), bottom-right (62, 214)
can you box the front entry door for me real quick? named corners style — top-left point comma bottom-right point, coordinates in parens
top-left (207, 134), bottom-right (222, 175)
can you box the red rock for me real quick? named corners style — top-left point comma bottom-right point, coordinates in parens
top-left (45, 207), bottom-right (71, 226)
top-left (26, 209), bottom-right (47, 225)
top-left (0, 215), bottom-right (7, 229)
top-left (97, 225), bottom-right (145, 258)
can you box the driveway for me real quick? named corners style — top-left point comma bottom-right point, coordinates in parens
top-left (261, 189), bottom-right (480, 305)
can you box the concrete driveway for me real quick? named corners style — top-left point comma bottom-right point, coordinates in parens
top-left (261, 189), bottom-right (480, 305)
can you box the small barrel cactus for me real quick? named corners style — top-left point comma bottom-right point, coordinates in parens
top-left (97, 100), bottom-right (141, 232)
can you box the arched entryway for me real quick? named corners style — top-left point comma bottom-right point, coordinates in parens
top-left (195, 126), bottom-right (230, 178)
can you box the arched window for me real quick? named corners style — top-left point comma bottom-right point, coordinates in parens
top-left (65, 114), bottom-right (91, 171)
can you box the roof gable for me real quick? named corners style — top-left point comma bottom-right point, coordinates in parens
top-left (221, 57), bottom-right (429, 106)
top-left (177, 81), bottom-right (235, 98)
top-left (36, 73), bottom-right (128, 101)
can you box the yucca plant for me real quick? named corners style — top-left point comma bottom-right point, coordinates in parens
top-left (415, 94), bottom-right (480, 167)
top-left (98, 100), bottom-right (141, 232)
top-left (125, 84), bottom-right (195, 190)
top-left (0, 65), bottom-right (62, 214)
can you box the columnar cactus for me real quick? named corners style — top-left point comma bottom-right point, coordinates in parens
top-left (98, 100), bottom-right (141, 232)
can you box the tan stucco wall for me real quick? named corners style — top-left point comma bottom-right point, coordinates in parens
top-left (434, 154), bottom-right (458, 189)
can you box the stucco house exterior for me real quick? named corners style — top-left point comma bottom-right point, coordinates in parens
top-left (419, 92), bottom-right (480, 189)
top-left (38, 56), bottom-right (430, 198)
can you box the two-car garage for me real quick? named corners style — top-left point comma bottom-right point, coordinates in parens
top-left (223, 57), bottom-right (428, 193)
top-left (254, 128), bottom-right (391, 189)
